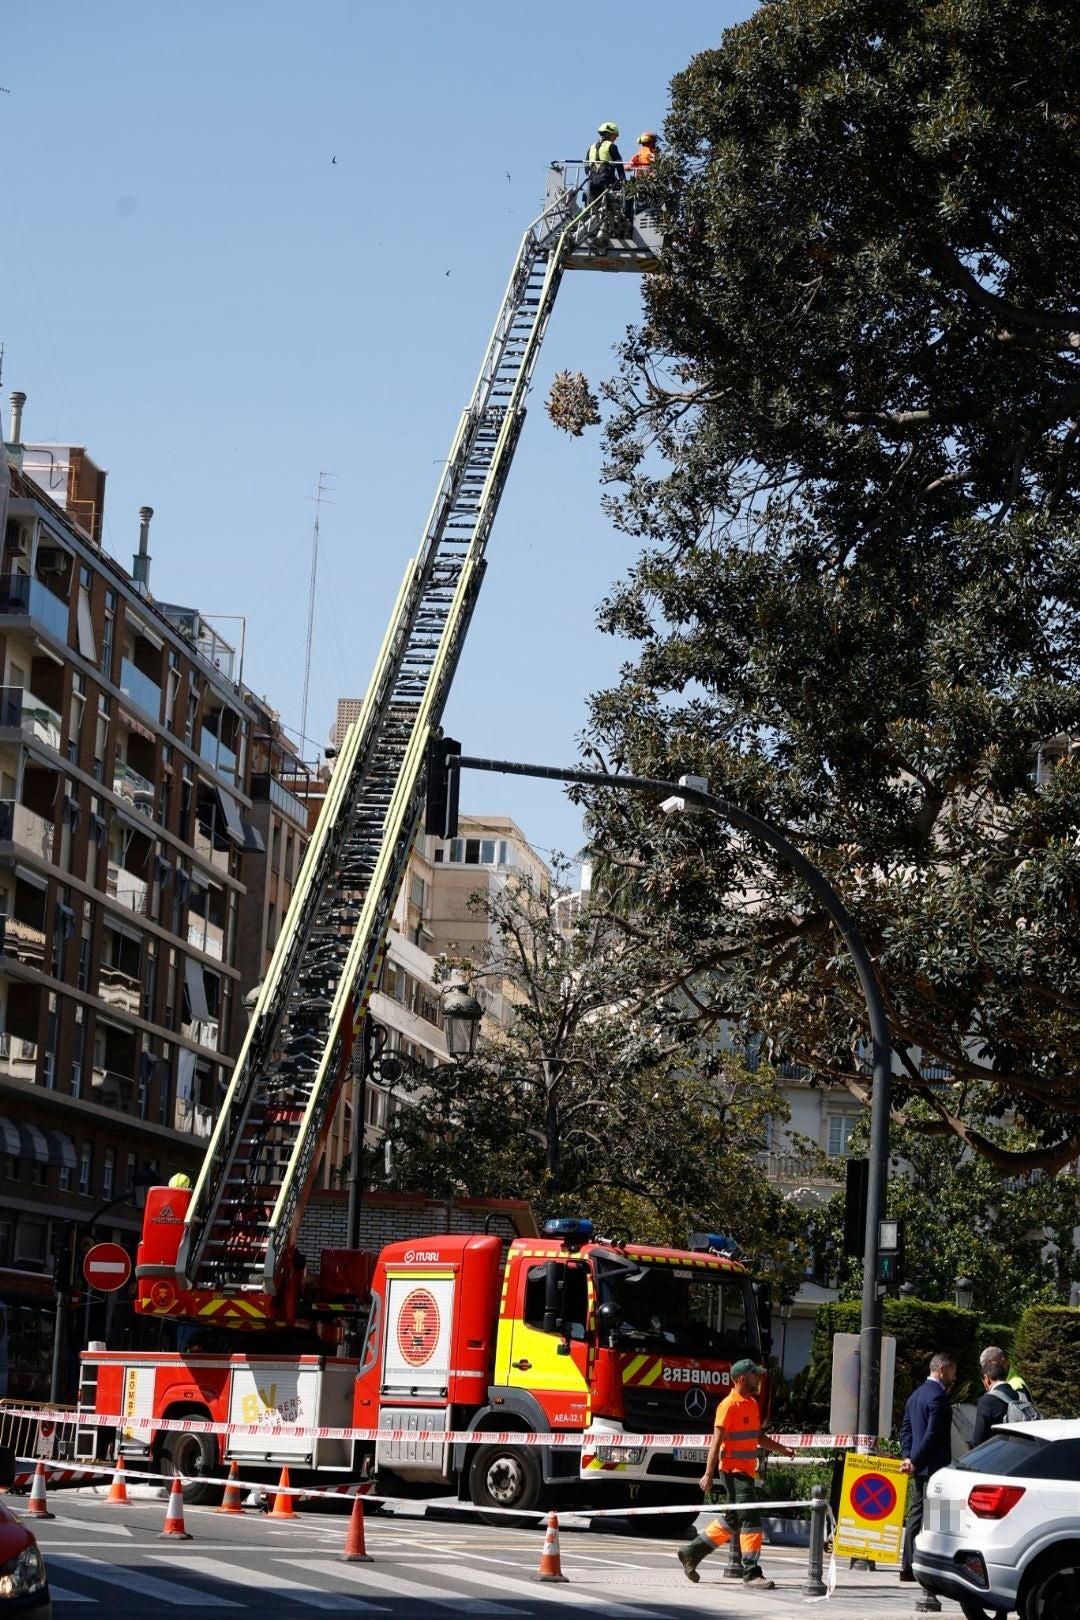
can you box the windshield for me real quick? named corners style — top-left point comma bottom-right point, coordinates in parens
top-left (596, 1259), bottom-right (759, 1359)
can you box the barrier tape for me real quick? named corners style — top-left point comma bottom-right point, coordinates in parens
top-left (2, 1406), bottom-right (872, 1450)
top-left (12, 1453), bottom-right (825, 1520)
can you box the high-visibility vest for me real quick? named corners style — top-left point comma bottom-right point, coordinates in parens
top-left (628, 148), bottom-right (655, 171)
top-left (588, 139), bottom-right (618, 170)
top-left (713, 1389), bottom-right (762, 1477)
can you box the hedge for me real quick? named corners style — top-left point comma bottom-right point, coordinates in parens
top-left (1012, 1306), bottom-right (1080, 1418)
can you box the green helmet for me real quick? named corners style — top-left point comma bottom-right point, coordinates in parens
top-left (598, 122), bottom-right (619, 137)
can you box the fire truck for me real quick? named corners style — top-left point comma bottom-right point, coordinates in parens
top-left (74, 176), bottom-right (774, 1510)
top-left (81, 1211), bottom-right (768, 1513)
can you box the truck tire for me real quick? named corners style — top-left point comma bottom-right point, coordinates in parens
top-left (160, 1427), bottom-right (221, 1505)
top-left (468, 1443), bottom-right (546, 1527)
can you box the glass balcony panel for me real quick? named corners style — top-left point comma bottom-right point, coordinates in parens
top-left (0, 575), bottom-right (71, 643)
top-left (193, 826), bottom-right (230, 873)
top-left (106, 863), bottom-right (149, 916)
top-left (187, 917), bottom-right (224, 961)
top-left (199, 728), bottom-right (239, 782)
top-left (98, 963), bottom-right (141, 1014)
top-left (112, 759), bottom-right (156, 819)
top-left (0, 688), bottom-right (63, 753)
top-left (119, 657), bottom-right (162, 723)
top-left (0, 799), bottom-right (55, 860)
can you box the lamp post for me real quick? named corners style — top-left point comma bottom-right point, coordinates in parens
top-left (953, 1275), bottom-right (975, 1311)
top-left (778, 1291), bottom-right (796, 1376)
top-left (441, 751), bottom-right (893, 1444)
top-left (345, 986), bottom-right (483, 1250)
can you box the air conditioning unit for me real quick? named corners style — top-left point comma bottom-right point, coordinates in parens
top-left (37, 547), bottom-right (68, 575)
top-left (6, 528), bottom-right (28, 558)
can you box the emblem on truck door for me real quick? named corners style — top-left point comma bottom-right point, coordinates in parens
top-left (397, 1287), bottom-right (440, 1367)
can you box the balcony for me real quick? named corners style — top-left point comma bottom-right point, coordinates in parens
top-left (0, 573), bottom-right (71, 645)
top-left (113, 760), bottom-right (155, 820)
top-left (91, 1068), bottom-right (133, 1109)
top-left (193, 826), bottom-right (230, 874)
top-left (98, 963), bottom-right (141, 1015)
top-left (187, 915), bottom-right (224, 961)
top-left (199, 728), bottom-right (239, 783)
top-left (0, 688), bottom-right (63, 754)
top-left (761, 1149), bottom-right (843, 1187)
top-left (106, 863), bottom-right (149, 916)
top-left (119, 657), bottom-right (161, 724)
top-left (183, 1017), bottom-right (220, 1052)
top-left (175, 1097), bottom-right (214, 1136)
top-left (0, 800), bottom-right (55, 861)
top-left (0, 914), bottom-right (46, 969)
top-left (250, 772), bottom-right (308, 829)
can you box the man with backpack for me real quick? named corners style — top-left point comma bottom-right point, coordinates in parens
top-left (970, 1346), bottom-right (1042, 1447)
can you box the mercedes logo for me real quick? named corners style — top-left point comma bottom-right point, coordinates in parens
top-left (684, 1387), bottom-right (709, 1419)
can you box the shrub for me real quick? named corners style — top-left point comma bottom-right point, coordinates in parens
top-left (1012, 1306), bottom-right (1080, 1417)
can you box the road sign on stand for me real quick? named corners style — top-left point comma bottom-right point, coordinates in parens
top-left (83, 1242), bottom-right (132, 1292)
top-left (834, 1451), bottom-right (909, 1563)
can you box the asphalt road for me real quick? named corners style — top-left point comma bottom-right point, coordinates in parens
top-left (17, 1488), bottom-right (974, 1619)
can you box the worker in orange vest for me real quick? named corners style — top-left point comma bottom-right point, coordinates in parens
top-left (676, 1359), bottom-right (795, 1590)
top-left (627, 131), bottom-right (658, 172)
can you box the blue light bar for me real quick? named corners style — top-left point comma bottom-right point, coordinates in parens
top-left (688, 1231), bottom-right (741, 1257)
top-left (542, 1217), bottom-right (595, 1246)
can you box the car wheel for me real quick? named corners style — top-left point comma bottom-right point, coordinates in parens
top-left (958, 1602), bottom-right (1009, 1620)
top-left (160, 1428), bottom-right (221, 1505)
top-left (468, 1443), bottom-right (547, 1528)
top-left (1022, 1550), bottom-right (1080, 1620)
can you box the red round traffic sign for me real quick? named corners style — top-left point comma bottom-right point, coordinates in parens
top-left (83, 1241), bottom-right (132, 1292)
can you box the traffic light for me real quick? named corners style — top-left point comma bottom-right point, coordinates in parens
top-left (52, 1246), bottom-right (73, 1291)
top-left (877, 1218), bottom-right (905, 1288)
top-left (424, 734), bottom-right (460, 840)
top-left (842, 1157), bottom-right (869, 1258)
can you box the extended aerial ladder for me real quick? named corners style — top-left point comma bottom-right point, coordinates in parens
top-left (136, 167), bottom-right (659, 1326)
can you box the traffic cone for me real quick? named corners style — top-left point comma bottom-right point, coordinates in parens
top-left (25, 1462), bottom-right (54, 1520)
top-left (216, 1460), bottom-right (245, 1515)
top-left (105, 1455), bottom-right (130, 1506)
top-left (270, 1466), bottom-right (298, 1519)
top-left (533, 1511), bottom-right (567, 1583)
top-left (340, 1492), bottom-right (373, 1563)
top-left (159, 1477), bottom-right (193, 1539)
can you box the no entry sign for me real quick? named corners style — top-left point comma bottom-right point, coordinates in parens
top-left (83, 1242), bottom-right (132, 1292)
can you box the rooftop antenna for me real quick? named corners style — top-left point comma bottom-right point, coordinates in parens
top-left (299, 472), bottom-right (335, 764)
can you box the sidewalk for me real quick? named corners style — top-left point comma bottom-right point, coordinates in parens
top-left (584, 1555), bottom-right (962, 1617)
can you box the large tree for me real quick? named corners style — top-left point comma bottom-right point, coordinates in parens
top-left (582, 0), bottom-right (1080, 1172)
top-left (374, 870), bottom-right (805, 1279)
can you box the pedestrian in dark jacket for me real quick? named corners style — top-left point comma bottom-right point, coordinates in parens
top-left (971, 1346), bottom-right (1038, 1446)
top-left (899, 1351), bottom-right (956, 1612)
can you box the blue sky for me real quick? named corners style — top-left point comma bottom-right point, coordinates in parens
top-left (4, 0), bottom-right (756, 864)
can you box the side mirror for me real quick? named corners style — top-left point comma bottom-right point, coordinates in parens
top-left (597, 1301), bottom-right (622, 1334)
top-left (542, 1261), bottom-right (563, 1335)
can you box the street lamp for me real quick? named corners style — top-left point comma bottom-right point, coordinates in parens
top-left (953, 1275), bottom-right (975, 1311)
top-left (441, 983), bottom-right (484, 1059)
top-left (441, 750), bottom-right (894, 1443)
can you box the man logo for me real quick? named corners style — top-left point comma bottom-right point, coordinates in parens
top-left (684, 1386), bottom-right (709, 1419)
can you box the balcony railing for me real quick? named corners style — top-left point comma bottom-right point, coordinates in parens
top-left (199, 728), bottom-right (239, 782)
top-left (0, 913), bottom-right (47, 968)
top-left (760, 1150), bottom-right (842, 1186)
top-left (91, 1068), bottom-right (133, 1109)
top-left (0, 688), bottom-right (63, 753)
top-left (113, 759), bottom-right (155, 818)
top-left (0, 799), bottom-right (55, 861)
top-left (193, 826), bottom-right (230, 873)
top-left (182, 1016), bottom-right (220, 1052)
top-left (98, 963), bottom-right (141, 1014)
top-left (119, 657), bottom-right (161, 723)
top-left (250, 772), bottom-right (308, 828)
top-left (0, 573), bottom-right (71, 643)
top-left (106, 863), bottom-right (149, 916)
top-left (187, 915), bottom-right (224, 961)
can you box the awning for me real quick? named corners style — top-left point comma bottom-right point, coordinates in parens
top-left (44, 1128), bottom-right (76, 1170)
top-left (119, 707), bottom-right (156, 743)
top-left (131, 618), bottom-right (164, 651)
top-left (241, 820), bottom-right (265, 854)
top-left (215, 786), bottom-right (245, 846)
top-left (184, 955), bottom-right (211, 1023)
top-left (18, 1121), bottom-right (49, 1164)
top-left (0, 1116), bottom-right (20, 1155)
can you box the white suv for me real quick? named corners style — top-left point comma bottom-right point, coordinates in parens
top-left (913, 1419), bottom-right (1080, 1619)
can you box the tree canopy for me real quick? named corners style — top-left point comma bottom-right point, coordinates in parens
top-left (581, 0), bottom-right (1080, 1173)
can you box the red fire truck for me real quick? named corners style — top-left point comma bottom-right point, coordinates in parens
top-left (78, 1209), bottom-right (769, 1513)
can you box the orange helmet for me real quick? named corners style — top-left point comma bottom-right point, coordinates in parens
top-left (638, 131), bottom-right (657, 147)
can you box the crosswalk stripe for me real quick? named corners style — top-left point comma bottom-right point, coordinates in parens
top-left (44, 1584), bottom-right (94, 1603)
top-left (284, 1557), bottom-right (527, 1614)
top-left (422, 1559), bottom-right (680, 1616)
top-left (48, 1554), bottom-right (242, 1607)
top-left (147, 1556), bottom-right (387, 1612)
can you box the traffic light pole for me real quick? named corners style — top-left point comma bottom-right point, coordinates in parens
top-left (444, 751), bottom-right (893, 1444)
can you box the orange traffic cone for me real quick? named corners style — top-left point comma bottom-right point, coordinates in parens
top-left (216, 1460), bottom-right (246, 1515)
top-left (533, 1511), bottom-right (567, 1583)
top-left (340, 1491), bottom-right (373, 1563)
top-left (270, 1466), bottom-right (298, 1519)
top-left (159, 1477), bottom-right (193, 1539)
top-left (25, 1462), bottom-right (54, 1521)
top-left (105, 1455), bottom-right (130, 1506)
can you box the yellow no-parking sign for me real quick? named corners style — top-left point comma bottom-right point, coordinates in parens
top-left (834, 1451), bottom-right (909, 1563)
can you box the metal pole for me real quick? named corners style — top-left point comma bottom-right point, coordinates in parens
top-left (449, 753), bottom-right (892, 1444)
top-left (804, 1484), bottom-right (828, 1597)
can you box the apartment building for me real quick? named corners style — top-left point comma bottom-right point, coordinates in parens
top-left (0, 398), bottom-right (299, 1389)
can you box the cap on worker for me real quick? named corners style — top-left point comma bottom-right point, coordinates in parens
top-left (730, 1358), bottom-right (766, 1378)
top-left (637, 131), bottom-right (657, 146)
top-left (598, 121), bottom-right (619, 137)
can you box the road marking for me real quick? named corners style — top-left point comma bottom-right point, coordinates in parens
top-left (43, 1584), bottom-right (94, 1603)
top-left (48, 1554), bottom-right (242, 1606)
top-left (148, 1556), bottom-right (387, 1611)
top-left (406, 1558), bottom-right (682, 1615)
top-left (285, 1558), bottom-right (527, 1614)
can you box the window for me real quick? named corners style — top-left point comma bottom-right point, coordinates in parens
top-left (827, 1115), bottom-right (856, 1158)
top-left (101, 608), bottom-right (114, 679)
top-left (71, 1012), bottom-right (85, 1099)
top-left (410, 875), bottom-right (426, 910)
top-left (103, 1147), bottom-right (115, 1201)
top-left (523, 1262), bottom-right (589, 1340)
top-left (79, 1143), bottom-right (92, 1197)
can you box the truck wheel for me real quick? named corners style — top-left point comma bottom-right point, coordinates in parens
top-left (161, 1429), bottom-right (221, 1505)
top-left (468, 1443), bottom-right (546, 1527)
